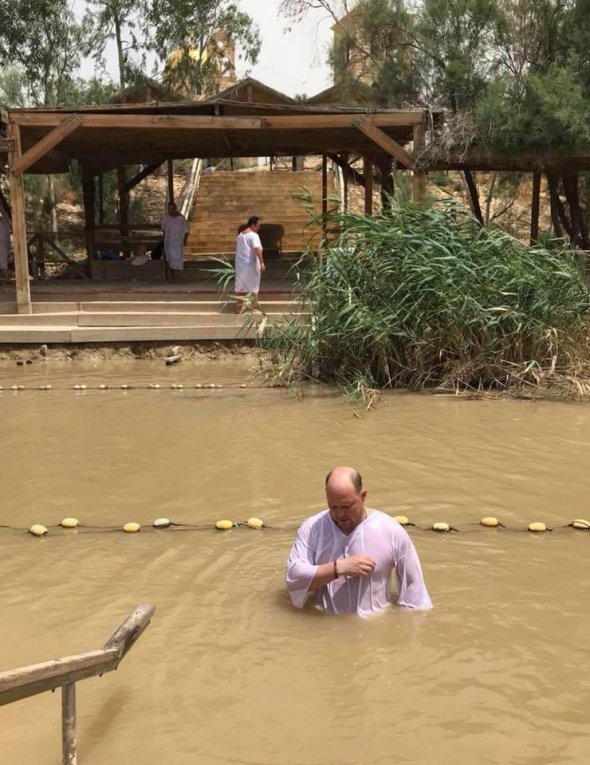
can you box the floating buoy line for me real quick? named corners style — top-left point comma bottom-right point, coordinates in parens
top-left (0, 383), bottom-right (249, 392)
top-left (0, 515), bottom-right (587, 539)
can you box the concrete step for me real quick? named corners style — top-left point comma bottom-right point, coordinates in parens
top-left (0, 325), bottom-right (262, 343)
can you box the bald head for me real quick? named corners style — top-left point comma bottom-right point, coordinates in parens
top-left (325, 467), bottom-right (366, 534)
top-left (325, 466), bottom-right (363, 494)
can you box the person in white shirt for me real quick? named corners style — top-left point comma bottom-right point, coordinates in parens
top-left (286, 466), bottom-right (432, 617)
top-left (161, 202), bottom-right (189, 281)
top-left (234, 215), bottom-right (264, 313)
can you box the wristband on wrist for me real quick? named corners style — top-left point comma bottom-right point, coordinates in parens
top-left (333, 559), bottom-right (339, 579)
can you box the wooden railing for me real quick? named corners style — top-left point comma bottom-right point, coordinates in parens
top-left (0, 603), bottom-right (155, 765)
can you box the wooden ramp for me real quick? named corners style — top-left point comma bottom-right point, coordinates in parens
top-left (186, 169), bottom-right (336, 257)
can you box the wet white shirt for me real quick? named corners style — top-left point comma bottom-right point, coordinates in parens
top-left (286, 509), bottom-right (432, 616)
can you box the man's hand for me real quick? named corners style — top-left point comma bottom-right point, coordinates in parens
top-left (260, 261), bottom-right (266, 271)
top-left (338, 555), bottom-right (376, 578)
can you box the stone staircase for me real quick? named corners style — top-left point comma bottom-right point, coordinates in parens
top-left (0, 295), bottom-right (305, 343)
top-left (185, 169), bottom-right (336, 257)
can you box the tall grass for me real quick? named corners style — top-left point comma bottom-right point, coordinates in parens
top-left (262, 202), bottom-right (590, 392)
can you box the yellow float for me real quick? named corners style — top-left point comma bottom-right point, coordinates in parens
top-left (432, 522), bottom-right (450, 533)
top-left (216, 520), bottom-right (234, 530)
top-left (246, 517), bottom-right (264, 529)
top-left (61, 517), bottom-right (79, 528)
top-left (29, 524), bottom-right (48, 537)
top-left (394, 515), bottom-right (409, 526)
top-left (480, 517), bottom-right (499, 527)
top-left (528, 522), bottom-right (546, 532)
top-left (123, 522), bottom-right (141, 533)
top-left (153, 518), bottom-right (171, 528)
top-left (572, 519), bottom-right (590, 529)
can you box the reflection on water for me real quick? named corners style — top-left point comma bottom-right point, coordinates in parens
top-left (1, 360), bottom-right (590, 764)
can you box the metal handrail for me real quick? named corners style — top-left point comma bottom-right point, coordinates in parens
top-left (0, 603), bottom-right (155, 765)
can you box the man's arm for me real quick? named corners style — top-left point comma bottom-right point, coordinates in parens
top-left (394, 527), bottom-right (432, 609)
top-left (310, 555), bottom-right (376, 590)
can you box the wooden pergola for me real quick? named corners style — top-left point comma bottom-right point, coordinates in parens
top-left (0, 94), bottom-right (436, 314)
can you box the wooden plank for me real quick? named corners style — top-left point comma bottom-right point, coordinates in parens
top-left (353, 117), bottom-right (416, 171)
top-left (328, 152), bottom-right (365, 188)
top-left (7, 123), bottom-right (32, 314)
top-left (14, 115), bottom-right (81, 175)
top-left (11, 112), bottom-right (424, 131)
top-left (412, 123), bottom-right (426, 204)
top-left (262, 113), bottom-right (424, 129)
top-left (103, 603), bottom-right (155, 660)
top-left (0, 648), bottom-right (119, 706)
top-left (62, 684), bottom-right (77, 765)
top-left (125, 162), bottom-right (163, 193)
top-left (0, 138), bottom-right (15, 153)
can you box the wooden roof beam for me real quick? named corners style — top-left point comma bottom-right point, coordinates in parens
top-left (328, 153), bottom-right (365, 187)
top-left (10, 112), bottom-right (425, 131)
top-left (14, 114), bottom-right (81, 175)
top-left (124, 161), bottom-right (164, 192)
top-left (352, 117), bottom-right (416, 171)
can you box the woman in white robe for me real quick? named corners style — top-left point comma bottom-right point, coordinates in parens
top-left (234, 216), bottom-right (264, 311)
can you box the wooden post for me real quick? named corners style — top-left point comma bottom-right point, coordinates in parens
top-left (343, 153), bottom-right (349, 213)
top-left (7, 122), bottom-right (32, 314)
top-left (62, 683), bottom-right (76, 765)
top-left (98, 174), bottom-right (105, 225)
top-left (81, 166), bottom-right (95, 264)
top-left (379, 156), bottom-right (394, 212)
top-left (530, 170), bottom-right (541, 245)
top-left (363, 156), bottom-right (373, 216)
top-left (117, 167), bottom-right (129, 240)
top-left (412, 122), bottom-right (426, 205)
top-left (167, 159), bottom-right (174, 204)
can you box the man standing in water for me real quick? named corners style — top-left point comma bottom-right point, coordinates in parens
top-left (161, 201), bottom-right (189, 281)
top-left (286, 467), bottom-right (432, 616)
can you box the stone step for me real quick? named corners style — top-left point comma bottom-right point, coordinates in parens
top-left (0, 325), bottom-right (263, 343)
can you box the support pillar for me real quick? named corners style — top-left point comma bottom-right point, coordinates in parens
top-left (81, 166), bottom-right (95, 264)
top-left (117, 166), bottom-right (129, 239)
top-left (7, 122), bottom-right (32, 314)
top-left (321, 153), bottom-right (328, 244)
top-left (412, 123), bottom-right (426, 205)
top-left (167, 159), bottom-right (174, 203)
top-left (98, 174), bottom-right (105, 225)
top-left (363, 156), bottom-right (373, 216)
top-left (530, 170), bottom-right (541, 245)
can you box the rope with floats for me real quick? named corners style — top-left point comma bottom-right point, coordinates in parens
top-left (0, 515), bottom-right (585, 538)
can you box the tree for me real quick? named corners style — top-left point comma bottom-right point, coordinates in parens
top-left (0, 0), bottom-right (87, 106)
top-left (84, 0), bottom-right (144, 97)
top-left (145, 0), bottom-right (261, 97)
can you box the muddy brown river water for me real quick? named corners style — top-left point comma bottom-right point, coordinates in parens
top-left (1, 358), bottom-right (590, 765)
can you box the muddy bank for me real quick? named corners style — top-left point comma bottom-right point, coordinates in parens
top-left (0, 340), bottom-right (266, 363)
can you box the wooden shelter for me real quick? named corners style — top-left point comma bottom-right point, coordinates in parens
top-left (0, 79), bottom-right (436, 314)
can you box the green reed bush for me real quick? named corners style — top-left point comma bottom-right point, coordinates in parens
top-left (262, 202), bottom-right (590, 391)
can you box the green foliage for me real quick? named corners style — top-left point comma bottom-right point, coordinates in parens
top-left (0, 0), bottom-right (88, 106)
top-left (476, 65), bottom-right (590, 153)
top-left (262, 203), bottom-right (590, 391)
top-left (145, 0), bottom-right (260, 97)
